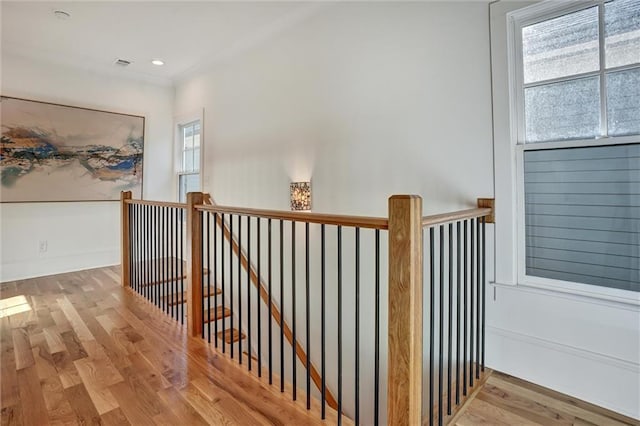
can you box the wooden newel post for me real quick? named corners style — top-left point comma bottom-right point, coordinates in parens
top-left (120, 191), bottom-right (132, 288)
top-left (186, 192), bottom-right (204, 337)
top-left (388, 195), bottom-right (423, 425)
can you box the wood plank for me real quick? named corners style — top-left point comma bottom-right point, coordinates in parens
top-left (108, 381), bottom-right (158, 425)
top-left (42, 327), bottom-right (66, 354)
top-left (455, 397), bottom-right (540, 426)
top-left (17, 366), bottom-right (50, 425)
top-left (101, 407), bottom-right (132, 426)
top-left (64, 384), bottom-right (103, 425)
top-left (166, 285), bottom-right (221, 306)
top-left (12, 328), bottom-right (35, 370)
top-left (486, 373), bottom-right (637, 426)
top-left (191, 376), bottom-right (270, 425)
top-left (0, 404), bottom-right (23, 426)
top-left (217, 328), bottom-right (246, 344)
top-left (453, 371), bottom-right (640, 426)
top-left (57, 297), bottom-right (95, 343)
top-left (204, 306), bottom-right (231, 323)
top-left (387, 194), bottom-right (423, 425)
top-left (156, 386), bottom-right (209, 426)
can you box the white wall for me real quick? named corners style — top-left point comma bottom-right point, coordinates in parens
top-left (175, 2), bottom-right (493, 423)
top-left (0, 53), bottom-right (174, 282)
top-left (175, 2), bottom-right (493, 217)
top-left (489, 1), bottom-right (640, 419)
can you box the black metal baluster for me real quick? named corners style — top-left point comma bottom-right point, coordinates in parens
top-left (374, 229), bottom-right (380, 426)
top-left (201, 209), bottom-right (205, 338)
top-left (481, 216), bottom-right (486, 371)
top-left (456, 221), bottom-right (461, 406)
top-left (470, 218), bottom-right (475, 387)
top-left (171, 208), bottom-right (175, 320)
top-left (476, 218), bottom-right (481, 380)
top-left (230, 214), bottom-right (234, 359)
top-left (221, 213), bottom-right (226, 353)
top-left (305, 222), bottom-right (311, 410)
top-left (207, 212), bottom-right (211, 343)
top-left (153, 205), bottom-right (157, 306)
top-left (163, 207), bottom-right (167, 314)
top-left (214, 213), bottom-right (218, 346)
top-left (247, 216), bottom-right (252, 371)
top-left (439, 225), bottom-right (444, 426)
top-left (257, 217), bottom-right (262, 377)
top-left (355, 227), bottom-right (360, 424)
top-left (142, 205), bottom-right (151, 299)
top-left (321, 224), bottom-right (326, 420)
top-left (291, 221), bottom-right (296, 399)
top-left (180, 208), bottom-right (184, 324)
top-left (268, 218), bottom-right (273, 384)
top-left (128, 204), bottom-right (133, 290)
top-left (157, 206), bottom-right (161, 308)
top-left (463, 220), bottom-right (467, 395)
top-left (448, 223), bottom-right (453, 416)
top-left (238, 215), bottom-right (242, 363)
top-left (280, 219), bottom-right (284, 392)
top-left (429, 227), bottom-right (435, 426)
top-left (337, 225), bottom-right (342, 426)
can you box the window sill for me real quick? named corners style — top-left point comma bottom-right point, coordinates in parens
top-left (491, 279), bottom-right (640, 309)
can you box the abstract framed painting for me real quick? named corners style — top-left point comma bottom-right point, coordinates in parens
top-left (0, 96), bottom-right (144, 202)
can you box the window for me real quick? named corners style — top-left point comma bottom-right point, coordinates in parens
top-left (178, 120), bottom-right (201, 203)
top-left (510, 0), bottom-right (640, 295)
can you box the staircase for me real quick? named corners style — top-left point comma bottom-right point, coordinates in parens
top-left (132, 256), bottom-right (245, 350)
top-left (120, 191), bottom-right (494, 425)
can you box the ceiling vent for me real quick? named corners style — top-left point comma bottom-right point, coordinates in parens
top-left (114, 59), bottom-right (132, 67)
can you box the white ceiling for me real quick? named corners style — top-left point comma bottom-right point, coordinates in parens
top-left (1, 1), bottom-right (319, 86)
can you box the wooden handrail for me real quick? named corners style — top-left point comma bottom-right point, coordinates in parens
top-left (422, 207), bottom-right (492, 227)
top-left (124, 198), bottom-right (186, 209)
top-left (195, 204), bottom-right (388, 230)
top-left (202, 194), bottom-right (340, 410)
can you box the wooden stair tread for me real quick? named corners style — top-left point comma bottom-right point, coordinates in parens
top-left (203, 306), bottom-right (231, 323)
top-left (164, 286), bottom-right (221, 306)
top-left (134, 257), bottom-right (209, 287)
top-left (217, 328), bottom-right (245, 344)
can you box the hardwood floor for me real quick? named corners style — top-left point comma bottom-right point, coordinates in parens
top-left (452, 371), bottom-right (640, 426)
top-left (2, 267), bottom-right (637, 426)
top-left (0, 266), bottom-right (329, 425)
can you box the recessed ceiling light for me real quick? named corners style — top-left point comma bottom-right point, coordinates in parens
top-left (151, 59), bottom-right (165, 66)
top-left (53, 10), bottom-right (71, 20)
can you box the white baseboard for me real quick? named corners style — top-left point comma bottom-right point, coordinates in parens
top-left (0, 249), bottom-right (119, 283)
top-left (487, 326), bottom-right (640, 420)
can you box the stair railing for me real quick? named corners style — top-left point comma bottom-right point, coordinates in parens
top-left (120, 191), bottom-right (494, 426)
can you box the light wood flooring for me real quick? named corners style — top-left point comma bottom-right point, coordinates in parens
top-left (1, 266), bottom-right (637, 425)
top-left (453, 371), bottom-right (639, 426)
top-left (0, 266), bottom-right (328, 425)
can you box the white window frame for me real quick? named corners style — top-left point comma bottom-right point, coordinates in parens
top-left (174, 110), bottom-right (205, 203)
top-left (506, 0), bottom-right (640, 304)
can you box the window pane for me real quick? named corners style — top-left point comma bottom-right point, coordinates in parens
top-left (178, 173), bottom-right (200, 203)
top-left (524, 76), bottom-right (600, 142)
top-left (607, 68), bottom-right (640, 136)
top-left (184, 148), bottom-right (194, 171)
top-left (524, 144), bottom-right (640, 292)
top-left (605, 0), bottom-right (640, 69)
top-left (193, 147), bottom-right (200, 172)
top-left (522, 7), bottom-right (599, 84)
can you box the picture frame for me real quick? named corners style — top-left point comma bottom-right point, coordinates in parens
top-left (0, 96), bottom-right (144, 202)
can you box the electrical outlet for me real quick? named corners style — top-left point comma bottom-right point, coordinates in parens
top-left (39, 240), bottom-right (48, 253)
